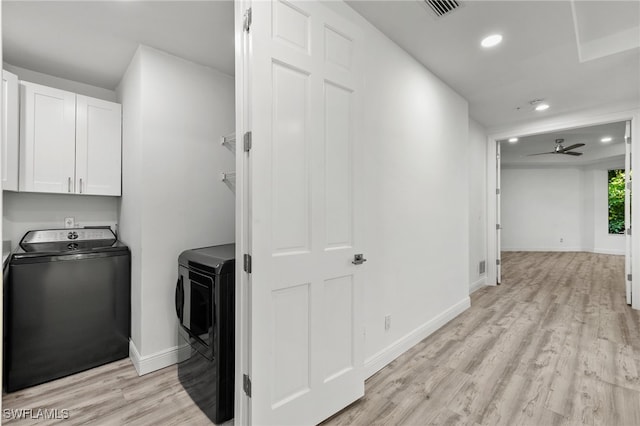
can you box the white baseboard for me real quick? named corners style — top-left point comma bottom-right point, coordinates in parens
top-left (502, 247), bottom-right (625, 256)
top-left (129, 340), bottom-right (191, 376)
top-left (470, 277), bottom-right (486, 294)
top-left (502, 247), bottom-right (585, 252)
top-left (364, 297), bottom-right (470, 379)
top-left (592, 248), bottom-right (625, 255)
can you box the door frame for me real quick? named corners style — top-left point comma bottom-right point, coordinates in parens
top-left (486, 107), bottom-right (640, 310)
top-left (234, 0), bottom-right (251, 424)
top-left (0, 1), bottom-right (4, 415)
top-left (496, 140), bottom-right (501, 284)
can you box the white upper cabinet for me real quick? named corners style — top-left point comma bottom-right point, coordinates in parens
top-left (19, 81), bottom-right (76, 193)
top-left (75, 95), bottom-right (122, 196)
top-left (19, 81), bottom-right (122, 196)
top-left (2, 70), bottom-right (20, 191)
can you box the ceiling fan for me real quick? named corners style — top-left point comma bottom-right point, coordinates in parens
top-left (527, 138), bottom-right (585, 156)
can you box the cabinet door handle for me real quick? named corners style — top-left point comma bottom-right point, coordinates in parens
top-left (68, 177), bottom-right (71, 193)
top-left (79, 178), bottom-right (83, 194)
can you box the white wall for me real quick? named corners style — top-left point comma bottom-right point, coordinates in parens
top-left (2, 192), bottom-right (118, 247)
top-left (581, 168), bottom-right (595, 250)
top-left (327, 2), bottom-right (470, 377)
top-left (117, 45), bottom-right (235, 371)
top-left (502, 161), bottom-right (625, 254)
top-left (469, 119), bottom-right (487, 292)
top-left (501, 167), bottom-right (583, 251)
top-left (3, 63), bottom-right (116, 102)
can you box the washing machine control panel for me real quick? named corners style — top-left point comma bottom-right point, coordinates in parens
top-left (22, 228), bottom-right (116, 244)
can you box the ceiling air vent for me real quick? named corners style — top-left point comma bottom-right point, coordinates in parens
top-left (423, 0), bottom-right (460, 17)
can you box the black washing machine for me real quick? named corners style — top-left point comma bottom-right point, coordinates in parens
top-left (4, 227), bottom-right (130, 392)
top-left (176, 243), bottom-right (235, 424)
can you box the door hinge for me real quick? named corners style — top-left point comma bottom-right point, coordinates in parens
top-left (496, 188), bottom-right (501, 195)
top-left (628, 273), bottom-right (632, 281)
top-left (243, 131), bottom-right (252, 152)
top-left (496, 224), bottom-right (501, 230)
top-left (627, 227), bottom-right (632, 235)
top-left (243, 8), bottom-right (252, 32)
top-left (243, 254), bottom-right (252, 273)
top-left (496, 259), bottom-right (501, 266)
top-left (243, 374), bottom-right (252, 397)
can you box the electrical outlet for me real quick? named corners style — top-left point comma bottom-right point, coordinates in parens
top-left (384, 315), bottom-right (391, 331)
top-left (560, 237), bottom-right (564, 243)
top-left (64, 217), bottom-right (75, 229)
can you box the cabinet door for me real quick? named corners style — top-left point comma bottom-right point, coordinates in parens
top-left (2, 70), bottom-right (19, 191)
top-left (19, 81), bottom-right (76, 193)
top-left (75, 95), bottom-right (121, 196)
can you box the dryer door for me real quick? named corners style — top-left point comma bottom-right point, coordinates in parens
top-left (177, 265), bottom-right (214, 360)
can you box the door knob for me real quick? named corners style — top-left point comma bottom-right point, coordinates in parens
top-left (352, 254), bottom-right (367, 265)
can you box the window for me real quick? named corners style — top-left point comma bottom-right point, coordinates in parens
top-left (608, 169), bottom-right (625, 234)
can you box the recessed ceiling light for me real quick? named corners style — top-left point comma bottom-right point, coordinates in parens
top-left (508, 137), bottom-right (518, 143)
top-left (601, 136), bottom-right (612, 142)
top-left (535, 103), bottom-right (550, 111)
top-left (481, 34), bottom-right (503, 48)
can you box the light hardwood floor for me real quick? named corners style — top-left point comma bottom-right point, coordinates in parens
top-left (324, 251), bottom-right (640, 426)
top-left (2, 356), bottom-right (218, 425)
top-left (3, 252), bottom-right (639, 425)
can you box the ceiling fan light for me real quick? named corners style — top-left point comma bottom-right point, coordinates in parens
top-left (535, 103), bottom-right (550, 111)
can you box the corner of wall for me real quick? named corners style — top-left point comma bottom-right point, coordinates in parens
top-left (470, 277), bottom-right (486, 294)
top-left (129, 339), bottom-right (191, 376)
top-left (118, 46), bottom-right (145, 358)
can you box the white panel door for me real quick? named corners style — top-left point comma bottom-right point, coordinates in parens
top-left (496, 141), bottom-right (502, 284)
top-left (246, 1), bottom-right (364, 424)
top-left (625, 120), bottom-right (632, 304)
top-left (2, 70), bottom-right (19, 191)
top-left (76, 95), bottom-right (122, 196)
top-left (19, 81), bottom-right (76, 193)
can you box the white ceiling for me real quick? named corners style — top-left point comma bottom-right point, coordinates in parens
top-left (346, 0), bottom-right (640, 129)
top-left (573, 1), bottom-right (639, 44)
top-left (500, 121), bottom-right (627, 167)
top-left (2, 1), bottom-right (638, 130)
top-left (2, 1), bottom-right (235, 90)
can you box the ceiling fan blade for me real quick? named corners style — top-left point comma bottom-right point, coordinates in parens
top-left (562, 151), bottom-right (583, 156)
top-left (527, 151), bottom-right (556, 156)
top-left (561, 143), bottom-right (586, 151)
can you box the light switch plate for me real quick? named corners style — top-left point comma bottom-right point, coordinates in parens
top-left (64, 217), bottom-right (75, 228)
